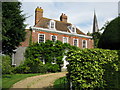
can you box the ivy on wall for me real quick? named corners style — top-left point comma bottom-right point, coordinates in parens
top-left (25, 40), bottom-right (79, 71)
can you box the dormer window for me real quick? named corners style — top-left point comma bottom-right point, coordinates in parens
top-left (68, 25), bottom-right (76, 33)
top-left (49, 20), bottom-right (55, 29)
top-left (72, 27), bottom-right (75, 32)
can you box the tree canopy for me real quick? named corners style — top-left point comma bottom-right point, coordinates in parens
top-left (2, 2), bottom-right (26, 55)
top-left (98, 17), bottom-right (120, 50)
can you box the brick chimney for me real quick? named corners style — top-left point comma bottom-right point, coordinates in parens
top-left (60, 13), bottom-right (67, 23)
top-left (35, 7), bottom-right (43, 25)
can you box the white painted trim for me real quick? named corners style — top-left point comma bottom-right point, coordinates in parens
top-left (51, 35), bottom-right (57, 42)
top-left (82, 40), bottom-right (87, 48)
top-left (63, 37), bottom-right (68, 43)
top-left (31, 27), bottom-right (92, 39)
top-left (38, 33), bottom-right (45, 43)
top-left (49, 20), bottom-right (56, 30)
top-left (73, 38), bottom-right (79, 47)
top-left (67, 25), bottom-right (76, 34)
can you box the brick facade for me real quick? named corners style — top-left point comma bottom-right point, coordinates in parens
top-left (14, 7), bottom-right (94, 67)
top-left (20, 29), bottom-right (93, 49)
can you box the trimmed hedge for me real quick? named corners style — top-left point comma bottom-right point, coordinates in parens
top-left (66, 49), bottom-right (120, 89)
top-left (98, 17), bottom-right (120, 49)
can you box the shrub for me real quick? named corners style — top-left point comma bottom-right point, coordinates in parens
top-left (66, 49), bottom-right (120, 89)
top-left (2, 55), bottom-right (13, 74)
top-left (14, 58), bottom-right (47, 74)
top-left (45, 63), bottom-right (60, 73)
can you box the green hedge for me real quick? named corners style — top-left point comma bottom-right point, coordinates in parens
top-left (2, 55), bottom-right (13, 74)
top-left (66, 49), bottom-right (120, 89)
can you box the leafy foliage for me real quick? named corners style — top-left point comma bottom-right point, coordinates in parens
top-left (25, 40), bottom-right (79, 72)
top-left (14, 40), bottom-right (78, 73)
top-left (66, 49), bottom-right (120, 89)
top-left (92, 32), bottom-right (101, 48)
top-left (45, 63), bottom-right (60, 73)
top-left (2, 2), bottom-right (26, 55)
top-left (98, 17), bottom-right (120, 50)
top-left (14, 58), bottom-right (47, 74)
top-left (2, 55), bottom-right (13, 74)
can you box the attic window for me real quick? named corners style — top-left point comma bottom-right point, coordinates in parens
top-left (68, 25), bottom-right (76, 33)
top-left (72, 27), bottom-right (75, 32)
top-left (49, 20), bottom-right (55, 29)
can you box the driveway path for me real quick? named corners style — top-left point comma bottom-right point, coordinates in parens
top-left (11, 72), bottom-right (67, 89)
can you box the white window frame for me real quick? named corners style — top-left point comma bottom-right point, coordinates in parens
top-left (63, 37), bottom-right (68, 43)
top-left (40, 57), bottom-right (45, 64)
top-left (82, 40), bottom-right (87, 48)
top-left (51, 35), bottom-right (57, 42)
top-left (49, 20), bottom-right (56, 29)
top-left (51, 57), bottom-right (56, 64)
top-left (73, 38), bottom-right (79, 47)
top-left (67, 25), bottom-right (76, 33)
top-left (38, 33), bottom-right (45, 43)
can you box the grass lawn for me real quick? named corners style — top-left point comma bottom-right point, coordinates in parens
top-left (2, 73), bottom-right (43, 89)
top-left (53, 76), bottom-right (69, 89)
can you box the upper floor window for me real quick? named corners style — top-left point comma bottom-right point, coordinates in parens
top-left (63, 37), bottom-right (68, 43)
top-left (51, 35), bottom-right (57, 42)
top-left (68, 25), bottom-right (76, 33)
top-left (73, 38), bottom-right (78, 47)
top-left (49, 20), bottom-right (56, 29)
top-left (38, 34), bottom-right (45, 43)
top-left (82, 40), bottom-right (87, 48)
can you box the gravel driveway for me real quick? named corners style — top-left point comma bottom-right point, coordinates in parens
top-left (10, 72), bottom-right (67, 89)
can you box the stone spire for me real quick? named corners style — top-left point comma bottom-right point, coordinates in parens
top-left (93, 10), bottom-right (99, 33)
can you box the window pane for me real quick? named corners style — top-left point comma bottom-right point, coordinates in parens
top-left (74, 39), bottom-right (77, 46)
top-left (83, 40), bottom-right (86, 48)
top-left (63, 37), bottom-right (67, 43)
top-left (52, 35), bottom-right (56, 42)
top-left (39, 34), bottom-right (44, 43)
top-left (51, 22), bottom-right (54, 28)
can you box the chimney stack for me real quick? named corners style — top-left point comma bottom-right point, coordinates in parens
top-left (35, 6), bottom-right (43, 25)
top-left (60, 13), bottom-right (67, 23)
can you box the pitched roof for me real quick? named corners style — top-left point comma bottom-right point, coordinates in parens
top-left (34, 17), bottom-right (86, 35)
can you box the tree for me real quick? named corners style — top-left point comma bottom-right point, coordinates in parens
top-left (92, 32), bottom-right (101, 48)
top-left (98, 17), bottom-right (120, 50)
top-left (2, 2), bottom-right (26, 55)
top-left (87, 31), bottom-right (101, 48)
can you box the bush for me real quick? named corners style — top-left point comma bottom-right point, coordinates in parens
top-left (66, 49), bottom-right (120, 89)
top-left (2, 55), bottom-right (13, 74)
top-left (45, 63), bottom-right (60, 73)
top-left (14, 58), bottom-right (47, 74)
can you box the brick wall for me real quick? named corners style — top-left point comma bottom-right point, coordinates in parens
top-left (30, 30), bottom-right (94, 49)
top-left (20, 29), bottom-right (31, 47)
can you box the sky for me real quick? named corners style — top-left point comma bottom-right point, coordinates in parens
top-left (20, 1), bottom-right (119, 34)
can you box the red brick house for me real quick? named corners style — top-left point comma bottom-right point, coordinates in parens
top-left (12, 7), bottom-right (93, 69)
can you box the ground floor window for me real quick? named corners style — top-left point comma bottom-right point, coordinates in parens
top-left (73, 38), bottom-right (78, 47)
top-left (38, 34), bottom-right (45, 43)
top-left (63, 37), bottom-right (68, 43)
top-left (82, 40), bottom-right (87, 48)
top-left (51, 35), bottom-right (57, 42)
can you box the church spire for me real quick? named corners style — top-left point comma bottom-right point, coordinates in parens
top-left (93, 10), bottom-right (99, 33)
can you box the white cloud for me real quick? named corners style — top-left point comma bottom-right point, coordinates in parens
top-left (21, 2), bottom-right (118, 34)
